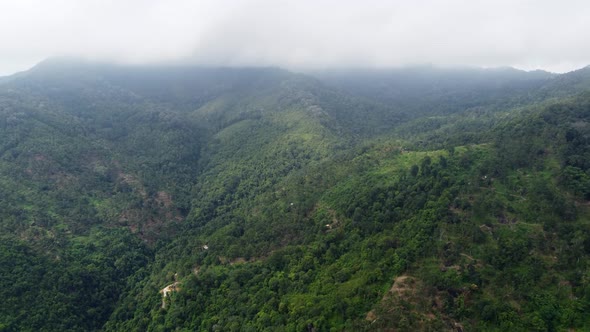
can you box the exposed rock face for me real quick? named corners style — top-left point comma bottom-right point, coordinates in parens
top-left (160, 281), bottom-right (181, 309)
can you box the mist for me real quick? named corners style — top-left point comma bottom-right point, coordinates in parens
top-left (1, 0), bottom-right (589, 75)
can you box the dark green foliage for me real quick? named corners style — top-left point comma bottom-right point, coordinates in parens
top-left (0, 230), bottom-right (149, 331)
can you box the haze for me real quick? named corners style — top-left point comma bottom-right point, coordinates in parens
top-left (1, 0), bottom-right (589, 76)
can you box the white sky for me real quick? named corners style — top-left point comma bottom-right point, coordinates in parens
top-left (0, 0), bottom-right (589, 75)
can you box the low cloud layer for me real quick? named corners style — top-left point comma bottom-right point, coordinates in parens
top-left (1, 0), bottom-right (589, 75)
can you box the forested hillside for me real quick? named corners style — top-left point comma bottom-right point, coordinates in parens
top-left (1, 59), bottom-right (590, 331)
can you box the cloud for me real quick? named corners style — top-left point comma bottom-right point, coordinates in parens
top-left (0, 0), bottom-right (589, 75)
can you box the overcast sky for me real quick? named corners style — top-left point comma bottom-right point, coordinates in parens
top-left (1, 0), bottom-right (589, 76)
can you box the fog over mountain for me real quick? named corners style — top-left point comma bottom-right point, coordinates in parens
top-left (3, 5), bottom-right (590, 327)
top-left (1, 0), bottom-right (590, 75)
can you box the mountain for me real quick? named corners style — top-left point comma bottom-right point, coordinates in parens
top-left (312, 66), bottom-right (554, 116)
top-left (1, 60), bottom-right (590, 331)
